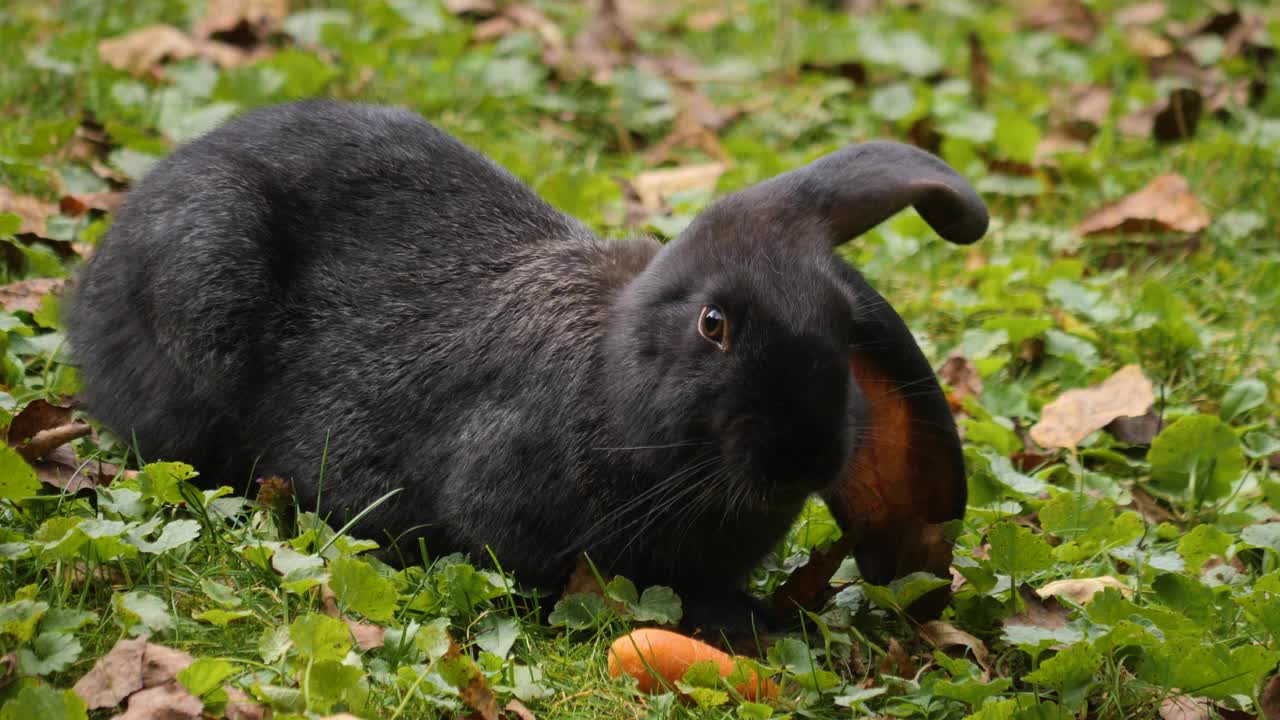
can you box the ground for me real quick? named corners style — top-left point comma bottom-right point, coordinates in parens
top-left (1, 1), bottom-right (1278, 719)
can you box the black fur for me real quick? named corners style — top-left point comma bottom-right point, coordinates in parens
top-left (67, 100), bottom-right (986, 638)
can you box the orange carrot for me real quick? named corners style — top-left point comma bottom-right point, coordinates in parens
top-left (606, 628), bottom-right (780, 700)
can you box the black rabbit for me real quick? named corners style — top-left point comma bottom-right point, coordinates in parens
top-left (67, 100), bottom-right (986, 639)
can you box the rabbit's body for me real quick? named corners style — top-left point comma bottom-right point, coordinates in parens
top-left (70, 100), bottom-right (987, 637)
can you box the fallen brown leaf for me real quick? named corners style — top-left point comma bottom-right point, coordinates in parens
top-left (70, 561), bottom-right (128, 589)
top-left (630, 163), bottom-right (725, 213)
top-left (73, 636), bottom-right (149, 709)
top-left (140, 643), bottom-right (196, 687)
top-left (1036, 576), bottom-right (1132, 605)
top-left (1029, 365), bottom-right (1155, 449)
top-left (7, 399), bottom-right (74, 446)
top-left (569, 0), bottom-right (635, 83)
top-left (98, 25), bottom-right (201, 76)
top-left (1107, 410), bottom-right (1164, 445)
top-left (1115, 2), bottom-right (1167, 27)
top-left (62, 116), bottom-right (113, 167)
top-left (194, 0), bottom-right (288, 45)
top-left (0, 277), bottom-right (65, 314)
top-left (445, 0), bottom-right (498, 15)
top-left (968, 32), bottom-right (990, 107)
top-left (1159, 694), bottom-right (1214, 720)
top-left (1050, 85), bottom-right (1112, 139)
top-left (1119, 88), bottom-right (1203, 142)
top-left (1127, 26), bottom-right (1174, 59)
top-left (1261, 672), bottom-right (1280, 719)
top-left (1003, 584), bottom-right (1069, 631)
top-left (35, 444), bottom-right (125, 494)
top-left (447, 637), bottom-right (500, 720)
top-left (1129, 485), bottom-right (1176, 524)
top-left (642, 87), bottom-right (735, 167)
top-left (114, 681), bottom-right (203, 720)
top-left (225, 687), bottom-right (267, 720)
top-left (17, 423), bottom-right (93, 464)
top-left (0, 652), bottom-right (14, 691)
top-left (73, 635), bottom-right (199, 713)
top-left (878, 636), bottom-right (917, 679)
top-left (60, 191), bottom-right (125, 217)
top-left (1034, 131), bottom-right (1089, 166)
top-left (919, 620), bottom-right (992, 677)
top-left (1021, 0), bottom-right (1098, 45)
top-left (97, 25), bottom-right (258, 77)
top-left (319, 584), bottom-right (385, 650)
top-left (684, 9), bottom-right (727, 32)
top-left (939, 352), bottom-right (983, 408)
top-left (505, 698), bottom-right (537, 720)
top-left (0, 187), bottom-right (57, 236)
top-left (1075, 174), bottom-right (1209, 236)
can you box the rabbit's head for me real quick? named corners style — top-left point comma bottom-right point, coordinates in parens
top-left (605, 141), bottom-right (986, 520)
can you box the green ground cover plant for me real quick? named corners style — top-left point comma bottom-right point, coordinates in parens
top-left (1, 1), bottom-right (1278, 718)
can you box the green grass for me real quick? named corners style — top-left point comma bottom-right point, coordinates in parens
top-left (2, 1), bottom-right (1279, 718)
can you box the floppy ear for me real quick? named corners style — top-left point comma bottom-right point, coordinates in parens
top-left (761, 142), bottom-right (983, 620)
top-left (771, 272), bottom-right (967, 620)
top-left (680, 140), bottom-right (988, 248)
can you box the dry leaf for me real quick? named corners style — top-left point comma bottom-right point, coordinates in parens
top-left (568, 0), bottom-right (635, 83)
top-left (35, 445), bottom-right (124, 494)
top-left (878, 637), bottom-right (917, 679)
top-left (1029, 365), bottom-right (1155, 449)
top-left (1261, 673), bottom-right (1280, 720)
top-left (939, 352), bottom-right (983, 408)
top-left (0, 277), bottom-right (65, 314)
top-left (319, 584), bottom-right (385, 650)
top-left (1021, 0), bottom-right (1098, 44)
top-left (1159, 695), bottom-right (1214, 720)
top-left (60, 192), bottom-right (125, 217)
top-left (194, 0), bottom-right (288, 44)
top-left (17, 423), bottom-right (93, 464)
top-left (1051, 85), bottom-right (1111, 138)
top-left (684, 9), bottom-right (727, 32)
top-left (445, 0), bottom-right (498, 15)
top-left (1119, 88), bottom-right (1203, 142)
top-left (1034, 131), bottom-right (1089, 165)
top-left (919, 620), bottom-right (992, 676)
top-left (6, 398), bottom-right (97, 478)
top-left (631, 163), bottom-right (725, 213)
top-left (446, 637), bottom-right (499, 720)
top-left (73, 636), bottom-right (149, 709)
top-left (70, 561), bottom-right (128, 589)
top-left (505, 699), bottom-right (537, 720)
top-left (140, 644), bottom-right (196, 687)
top-left (1075, 175), bottom-right (1210, 236)
top-left (1003, 584), bottom-right (1069, 631)
top-left (97, 25), bottom-right (256, 77)
top-left (7, 399), bottom-right (74, 445)
top-left (225, 687), bottom-right (267, 720)
top-left (1129, 485), bottom-right (1176, 524)
top-left (113, 681), bottom-right (202, 720)
top-left (643, 87), bottom-right (734, 167)
top-left (1036, 576), bottom-right (1132, 605)
top-left (968, 32), bottom-right (990, 107)
top-left (98, 25), bottom-right (201, 75)
top-left (1107, 410), bottom-right (1164, 445)
top-left (1127, 26), bottom-right (1173, 59)
top-left (1116, 2), bottom-right (1167, 27)
top-left (0, 187), bottom-right (56, 236)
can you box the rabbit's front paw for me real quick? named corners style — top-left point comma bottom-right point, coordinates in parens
top-left (680, 590), bottom-right (780, 653)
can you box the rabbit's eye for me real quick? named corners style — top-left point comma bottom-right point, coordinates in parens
top-left (698, 305), bottom-right (728, 351)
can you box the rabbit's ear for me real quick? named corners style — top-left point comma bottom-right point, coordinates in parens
top-left (684, 141), bottom-right (988, 247)
top-left (771, 274), bottom-right (965, 621)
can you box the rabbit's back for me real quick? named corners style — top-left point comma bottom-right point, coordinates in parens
top-left (70, 101), bottom-right (653, 570)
